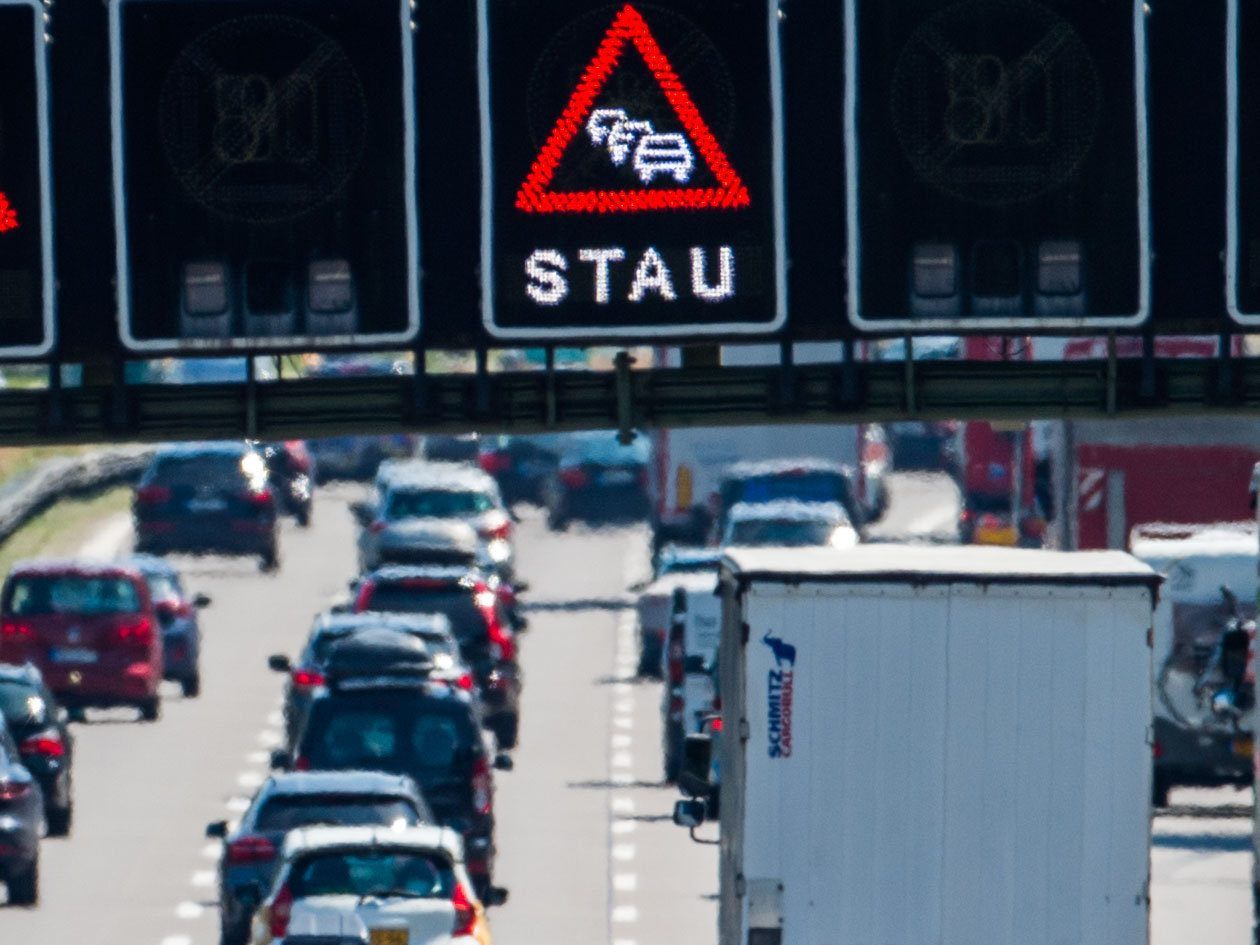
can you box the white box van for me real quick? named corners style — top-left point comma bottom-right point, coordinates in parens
top-left (683, 545), bottom-right (1159, 945)
top-left (660, 572), bottom-right (721, 780)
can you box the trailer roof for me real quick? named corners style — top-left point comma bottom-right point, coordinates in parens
top-left (722, 545), bottom-right (1161, 589)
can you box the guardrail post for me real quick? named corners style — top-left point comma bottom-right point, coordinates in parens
top-left (544, 347), bottom-right (557, 427)
top-left (614, 350), bottom-right (635, 444)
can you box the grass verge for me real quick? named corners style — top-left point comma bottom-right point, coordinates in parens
top-left (0, 487), bottom-right (132, 576)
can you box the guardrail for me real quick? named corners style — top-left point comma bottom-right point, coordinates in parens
top-left (0, 446), bottom-right (154, 545)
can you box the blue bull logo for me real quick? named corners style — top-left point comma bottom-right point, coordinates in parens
top-left (762, 631), bottom-right (796, 667)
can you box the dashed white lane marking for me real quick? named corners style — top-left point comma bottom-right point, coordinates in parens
top-left (160, 936), bottom-right (193, 945)
top-left (613, 716), bottom-right (633, 730)
top-left (612, 905), bottom-right (639, 923)
top-left (611, 819), bottom-right (636, 835)
top-left (175, 901), bottom-right (204, 920)
top-left (613, 873), bottom-right (638, 892)
top-left (611, 771), bottom-right (633, 786)
top-left (266, 710), bottom-right (284, 727)
top-left (246, 750), bottom-right (269, 764)
top-left (613, 682), bottom-right (633, 696)
top-left (613, 939), bottom-right (637, 945)
top-left (611, 751), bottom-right (633, 769)
top-left (611, 796), bottom-right (635, 814)
top-left (226, 796), bottom-right (251, 813)
top-left (612, 843), bottom-right (636, 862)
top-left (256, 729), bottom-right (282, 747)
top-left (614, 698), bottom-right (634, 713)
top-left (237, 770), bottom-right (264, 789)
top-left (191, 870), bottom-right (215, 888)
top-left (611, 733), bottom-right (633, 749)
top-left (201, 842), bottom-right (221, 860)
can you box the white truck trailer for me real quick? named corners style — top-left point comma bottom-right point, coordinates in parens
top-left (679, 545), bottom-right (1159, 945)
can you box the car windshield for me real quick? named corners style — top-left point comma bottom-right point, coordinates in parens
top-left (385, 490), bottom-right (494, 520)
top-left (143, 573), bottom-right (181, 602)
top-left (0, 682), bottom-right (50, 725)
top-left (5, 576), bottom-right (141, 616)
top-left (289, 849), bottom-right (455, 899)
top-left (255, 795), bottom-right (422, 832)
top-left (729, 472), bottom-right (847, 506)
top-left (150, 454), bottom-right (248, 487)
top-left (564, 433), bottom-right (650, 466)
top-left (727, 520), bottom-right (839, 547)
top-left (304, 700), bottom-right (477, 774)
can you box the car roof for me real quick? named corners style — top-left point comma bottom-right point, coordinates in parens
top-left (122, 554), bottom-right (180, 577)
top-left (722, 457), bottom-right (852, 480)
top-left (7, 558), bottom-right (144, 580)
top-left (280, 824), bottom-right (464, 861)
top-left (363, 565), bottom-right (480, 585)
top-left (0, 662), bottom-right (43, 686)
top-left (378, 460), bottom-right (497, 492)
top-left (314, 611), bottom-right (455, 639)
top-left (262, 771), bottom-right (421, 799)
top-left (1129, 522), bottom-right (1257, 559)
top-left (153, 441), bottom-right (253, 458)
top-left (726, 500), bottom-right (850, 523)
top-left (660, 545), bottom-right (722, 566)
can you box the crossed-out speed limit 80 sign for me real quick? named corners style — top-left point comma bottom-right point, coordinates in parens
top-left (479, 0), bottom-right (786, 340)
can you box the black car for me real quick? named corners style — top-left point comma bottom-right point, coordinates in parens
top-left (283, 680), bottom-right (511, 897)
top-left (352, 566), bottom-right (522, 749)
top-left (476, 435), bottom-right (563, 505)
top-left (541, 432), bottom-right (651, 529)
top-left (0, 718), bottom-right (42, 905)
top-left (0, 664), bottom-right (73, 836)
top-left (270, 612), bottom-right (473, 750)
top-left (207, 770), bottom-right (432, 945)
top-left (133, 442), bottom-right (279, 569)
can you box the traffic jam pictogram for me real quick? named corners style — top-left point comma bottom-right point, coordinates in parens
top-left (482, 0), bottom-right (784, 339)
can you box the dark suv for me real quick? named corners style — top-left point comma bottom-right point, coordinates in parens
top-left (285, 681), bottom-right (510, 897)
top-left (0, 664), bottom-right (73, 836)
top-left (352, 566), bottom-right (522, 749)
top-left (133, 442), bottom-right (279, 569)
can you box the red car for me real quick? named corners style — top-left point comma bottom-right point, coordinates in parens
top-left (0, 561), bottom-right (163, 721)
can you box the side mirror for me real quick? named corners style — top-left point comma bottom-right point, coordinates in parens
top-left (269, 749), bottom-right (291, 770)
top-left (482, 886), bottom-right (510, 908)
top-left (329, 601), bottom-right (351, 615)
top-left (512, 580), bottom-right (530, 594)
top-left (509, 508), bottom-right (522, 523)
top-left (205, 820), bottom-right (228, 839)
top-left (673, 798), bottom-right (706, 829)
top-left (683, 654), bottom-right (707, 674)
top-left (193, 593), bottom-right (212, 609)
top-left (493, 752), bottom-right (514, 772)
top-left (267, 654), bottom-right (291, 673)
top-left (677, 733), bottom-right (714, 799)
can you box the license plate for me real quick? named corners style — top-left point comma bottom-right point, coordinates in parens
top-left (188, 498), bottom-right (227, 512)
top-left (369, 930), bottom-right (409, 945)
top-left (51, 647), bottom-right (97, 664)
top-left (1235, 736), bottom-right (1254, 759)
top-left (975, 526), bottom-right (1017, 546)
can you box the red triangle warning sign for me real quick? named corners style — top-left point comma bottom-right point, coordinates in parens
top-left (515, 4), bottom-right (752, 215)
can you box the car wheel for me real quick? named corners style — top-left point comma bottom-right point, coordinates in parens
top-left (220, 916), bottom-right (251, 945)
top-left (296, 506), bottom-right (311, 528)
top-left (547, 509), bottom-right (568, 531)
top-left (182, 672), bottom-right (202, 699)
top-left (7, 856), bottom-right (38, 905)
top-left (259, 546), bottom-right (280, 572)
top-left (46, 803), bottom-right (72, 838)
top-left (139, 698), bottom-right (161, 723)
top-left (1152, 772), bottom-right (1171, 808)
top-left (495, 714), bottom-right (519, 751)
top-left (66, 706), bottom-right (86, 724)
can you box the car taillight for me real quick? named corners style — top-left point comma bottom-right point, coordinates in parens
top-left (667, 631), bottom-right (685, 686)
top-left (457, 672), bottom-right (474, 691)
top-left (478, 451), bottom-right (512, 475)
top-left (20, 731), bottom-right (65, 758)
top-left (0, 620), bottom-right (32, 641)
top-left (709, 716), bottom-right (724, 734)
top-left (294, 756), bottom-right (311, 772)
top-left (353, 583), bottom-right (376, 612)
top-left (558, 467), bottom-right (588, 489)
top-left (478, 585), bottom-right (515, 663)
top-left (240, 488), bottom-right (273, 508)
top-left (291, 668), bottom-right (325, 689)
top-left (979, 513), bottom-right (1004, 530)
top-left (269, 883), bottom-right (293, 938)
top-left (471, 756), bottom-right (492, 816)
top-left (1153, 741), bottom-right (1163, 760)
top-left (136, 485), bottom-right (172, 504)
top-left (368, 519), bottom-right (388, 534)
top-left (117, 617), bottom-right (154, 646)
top-left (479, 518), bottom-right (512, 541)
top-left (0, 780), bottom-right (32, 801)
top-left (451, 882), bottom-right (478, 937)
top-left (636, 467), bottom-right (649, 487)
top-left (226, 834), bottom-right (276, 865)
top-left (959, 508), bottom-right (974, 525)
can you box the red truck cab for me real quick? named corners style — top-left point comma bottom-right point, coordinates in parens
top-left (0, 560), bottom-right (163, 721)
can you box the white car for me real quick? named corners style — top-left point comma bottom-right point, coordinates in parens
top-left (252, 825), bottom-right (495, 945)
top-left (721, 500), bottom-right (859, 549)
